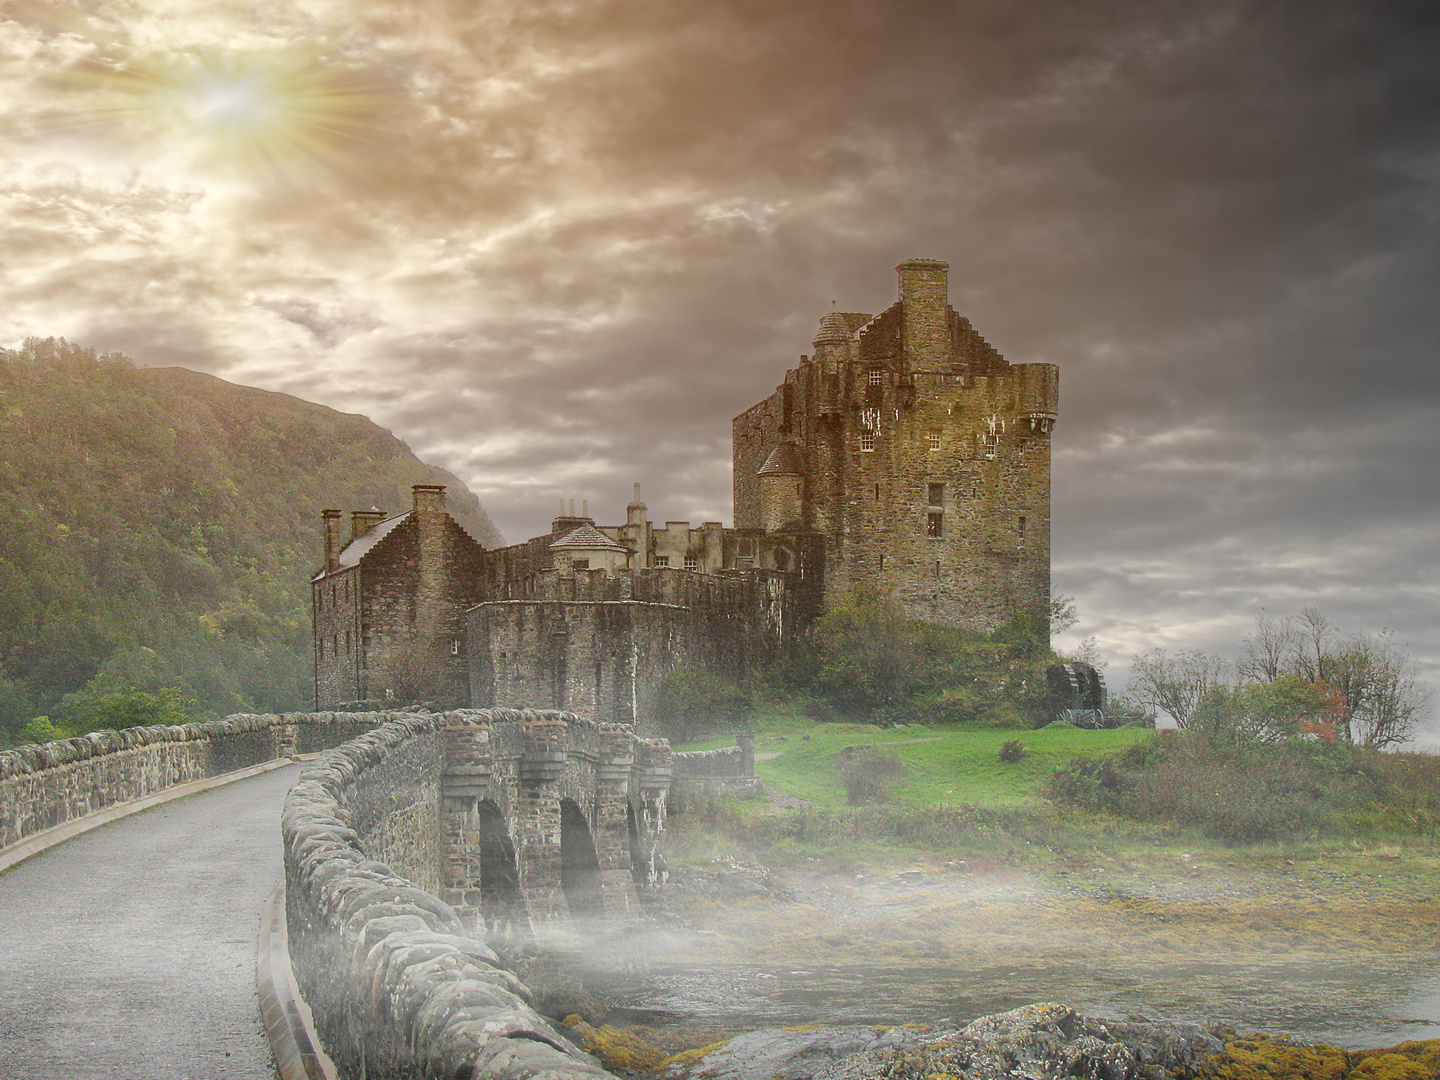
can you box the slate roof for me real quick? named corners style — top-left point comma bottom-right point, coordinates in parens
top-left (312, 512), bottom-right (409, 580)
top-left (550, 524), bottom-right (627, 551)
top-left (757, 443), bottom-right (803, 476)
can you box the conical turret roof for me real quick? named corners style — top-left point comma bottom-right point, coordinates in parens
top-left (812, 311), bottom-right (851, 347)
top-left (757, 443), bottom-right (803, 477)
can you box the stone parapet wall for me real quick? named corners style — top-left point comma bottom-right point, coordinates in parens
top-left (672, 731), bottom-right (757, 793)
top-left (282, 711), bottom-right (608, 1080)
top-left (0, 712), bottom-right (378, 852)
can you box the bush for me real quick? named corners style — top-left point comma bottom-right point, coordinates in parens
top-left (777, 588), bottom-right (1053, 727)
top-left (1045, 730), bottom-right (1440, 842)
top-left (656, 668), bottom-right (753, 744)
top-left (998, 739), bottom-right (1026, 763)
top-left (837, 746), bottom-right (906, 805)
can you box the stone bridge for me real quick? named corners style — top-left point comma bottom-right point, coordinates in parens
top-left (0, 708), bottom-right (716, 1080)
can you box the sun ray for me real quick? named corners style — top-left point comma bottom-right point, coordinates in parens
top-left (12, 14), bottom-right (415, 190)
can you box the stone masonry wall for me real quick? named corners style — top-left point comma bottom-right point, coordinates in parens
top-left (282, 712), bottom-right (608, 1080)
top-left (0, 712), bottom-right (377, 853)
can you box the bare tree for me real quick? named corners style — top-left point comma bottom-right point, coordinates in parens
top-left (1290, 605), bottom-right (1338, 685)
top-left (1236, 614), bottom-right (1299, 683)
top-left (1128, 648), bottom-right (1230, 728)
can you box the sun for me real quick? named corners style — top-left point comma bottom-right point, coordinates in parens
top-left (37, 37), bottom-right (410, 187)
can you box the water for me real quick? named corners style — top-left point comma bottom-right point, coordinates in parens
top-left (594, 954), bottom-right (1440, 1049)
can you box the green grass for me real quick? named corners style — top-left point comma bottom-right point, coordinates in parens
top-left (674, 709), bottom-right (1152, 809)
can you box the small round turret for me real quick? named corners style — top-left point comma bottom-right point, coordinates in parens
top-left (812, 311), bottom-right (850, 348)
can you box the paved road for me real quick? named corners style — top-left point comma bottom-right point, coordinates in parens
top-left (0, 763), bottom-right (302, 1079)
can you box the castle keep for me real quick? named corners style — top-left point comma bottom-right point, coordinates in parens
top-left (313, 260), bottom-right (1058, 729)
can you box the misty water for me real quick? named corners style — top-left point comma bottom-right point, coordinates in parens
top-left (595, 955), bottom-right (1440, 1049)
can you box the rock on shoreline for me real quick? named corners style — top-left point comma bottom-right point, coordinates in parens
top-left (664, 1003), bottom-right (1229, 1080)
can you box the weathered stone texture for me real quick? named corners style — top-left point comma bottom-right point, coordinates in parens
top-left (0, 712), bottom-right (376, 852)
top-left (468, 570), bottom-right (792, 735)
top-left (313, 486), bottom-right (490, 710)
top-left (282, 711), bottom-right (610, 1080)
top-left (733, 259), bottom-right (1056, 633)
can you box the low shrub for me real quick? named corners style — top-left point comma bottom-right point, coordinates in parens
top-left (1046, 730), bottom-right (1440, 842)
top-left (998, 739), bottom-right (1026, 763)
top-left (837, 746), bottom-right (906, 805)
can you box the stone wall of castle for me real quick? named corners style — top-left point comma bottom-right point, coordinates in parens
top-left (732, 259), bottom-right (1056, 634)
top-left (466, 568), bottom-right (792, 735)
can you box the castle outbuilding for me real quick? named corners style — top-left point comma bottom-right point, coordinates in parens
top-left (313, 259), bottom-right (1058, 725)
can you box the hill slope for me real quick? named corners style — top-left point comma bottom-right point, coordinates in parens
top-left (0, 337), bottom-right (502, 739)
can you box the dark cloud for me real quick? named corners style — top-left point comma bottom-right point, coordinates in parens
top-left (2, 0), bottom-right (1438, 742)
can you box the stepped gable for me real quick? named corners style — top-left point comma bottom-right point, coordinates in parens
top-left (953, 312), bottom-right (1006, 374)
top-left (323, 512), bottom-right (408, 574)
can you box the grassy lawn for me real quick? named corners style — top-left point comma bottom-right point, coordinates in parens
top-left (676, 709), bottom-right (1152, 809)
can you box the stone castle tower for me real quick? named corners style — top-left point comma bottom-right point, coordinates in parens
top-left (733, 258), bottom-right (1058, 632)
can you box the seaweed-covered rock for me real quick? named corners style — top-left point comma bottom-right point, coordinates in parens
top-left (815, 1005), bottom-right (1226, 1080)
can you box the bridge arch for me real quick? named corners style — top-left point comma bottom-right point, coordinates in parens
top-left (559, 798), bottom-right (604, 919)
top-left (475, 798), bottom-right (524, 942)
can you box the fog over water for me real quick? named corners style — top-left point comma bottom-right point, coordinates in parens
top-left (582, 869), bottom-right (1440, 1049)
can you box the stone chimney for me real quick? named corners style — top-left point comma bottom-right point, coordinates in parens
top-left (350, 509), bottom-right (386, 542)
top-left (896, 258), bottom-right (950, 369)
top-left (627, 483), bottom-right (647, 527)
top-left (412, 485), bottom-right (448, 642)
top-left (322, 509), bottom-right (342, 572)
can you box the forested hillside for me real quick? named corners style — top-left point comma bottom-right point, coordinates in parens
top-left (0, 337), bottom-right (502, 743)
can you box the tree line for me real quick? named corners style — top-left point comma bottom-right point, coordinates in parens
top-left (1126, 606), bottom-right (1430, 748)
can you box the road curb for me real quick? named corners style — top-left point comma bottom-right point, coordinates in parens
top-left (258, 884), bottom-right (339, 1080)
top-left (0, 757), bottom-right (305, 874)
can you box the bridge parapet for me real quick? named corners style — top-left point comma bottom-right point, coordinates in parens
top-left (282, 711), bottom-right (608, 1080)
top-left (0, 711), bottom-right (382, 856)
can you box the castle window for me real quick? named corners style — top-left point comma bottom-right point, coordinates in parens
top-left (927, 482), bottom-right (944, 507)
top-left (572, 558), bottom-right (589, 570)
top-left (859, 432), bottom-right (876, 452)
top-left (982, 432), bottom-right (1000, 459)
top-left (654, 555), bottom-right (669, 567)
top-left (878, 554), bottom-right (885, 571)
top-left (874, 483), bottom-right (880, 500)
top-left (344, 630), bottom-right (351, 653)
top-left (935, 559), bottom-right (942, 580)
top-left (684, 554), bottom-right (699, 571)
top-left (868, 368), bottom-right (883, 386)
top-left (451, 639), bottom-right (461, 656)
top-left (1018, 516), bottom-right (1027, 545)
top-left (928, 432), bottom-right (942, 451)
top-left (927, 511), bottom-right (944, 538)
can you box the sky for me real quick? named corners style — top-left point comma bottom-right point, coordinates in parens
top-left (2, 0), bottom-right (1438, 742)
